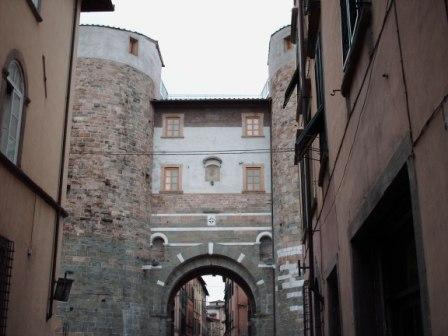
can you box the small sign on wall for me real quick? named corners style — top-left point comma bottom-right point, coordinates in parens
top-left (207, 215), bottom-right (216, 226)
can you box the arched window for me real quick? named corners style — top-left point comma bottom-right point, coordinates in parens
top-left (203, 157), bottom-right (222, 184)
top-left (1, 60), bottom-right (25, 163)
top-left (259, 236), bottom-right (273, 263)
top-left (151, 237), bottom-right (165, 262)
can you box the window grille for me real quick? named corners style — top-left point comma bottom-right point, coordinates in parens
top-left (0, 236), bottom-right (14, 336)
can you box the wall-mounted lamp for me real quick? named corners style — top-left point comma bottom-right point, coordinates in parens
top-left (53, 271), bottom-right (74, 302)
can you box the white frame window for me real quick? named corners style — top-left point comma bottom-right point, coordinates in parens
top-left (1, 60), bottom-right (25, 164)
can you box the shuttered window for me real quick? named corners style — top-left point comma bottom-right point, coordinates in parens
top-left (1, 60), bottom-right (25, 164)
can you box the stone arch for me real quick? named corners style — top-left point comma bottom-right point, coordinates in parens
top-left (255, 231), bottom-right (272, 244)
top-left (162, 254), bottom-right (258, 314)
top-left (150, 232), bottom-right (168, 246)
top-left (151, 254), bottom-right (272, 336)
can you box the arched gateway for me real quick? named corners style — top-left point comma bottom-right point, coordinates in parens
top-left (145, 246), bottom-right (275, 336)
top-left (149, 254), bottom-right (272, 336)
top-left (58, 25), bottom-right (304, 336)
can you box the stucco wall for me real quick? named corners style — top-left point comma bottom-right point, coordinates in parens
top-left (152, 126), bottom-right (271, 193)
top-left (77, 25), bottom-right (164, 98)
top-left (0, 1), bottom-right (81, 335)
top-left (308, 1), bottom-right (448, 335)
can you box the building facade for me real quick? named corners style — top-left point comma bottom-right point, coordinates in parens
top-left (224, 278), bottom-right (250, 336)
top-left (0, 1), bottom-right (113, 335)
top-left (287, 0), bottom-right (448, 336)
top-left (172, 277), bottom-right (208, 336)
top-left (58, 25), bottom-right (284, 336)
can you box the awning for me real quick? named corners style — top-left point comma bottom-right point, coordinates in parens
top-left (283, 69), bottom-right (299, 108)
top-left (294, 108), bottom-right (324, 163)
top-left (81, 0), bottom-right (114, 12)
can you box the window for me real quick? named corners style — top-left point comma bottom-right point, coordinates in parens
top-left (242, 113), bottom-right (263, 137)
top-left (259, 236), bottom-right (273, 262)
top-left (151, 237), bottom-right (165, 262)
top-left (162, 114), bottom-right (184, 138)
top-left (0, 236), bottom-right (13, 335)
top-left (162, 165), bottom-right (182, 192)
top-left (1, 60), bottom-right (25, 164)
top-left (340, 0), bottom-right (359, 62)
top-left (129, 37), bottom-right (139, 56)
top-left (284, 35), bottom-right (294, 51)
top-left (243, 165), bottom-right (264, 192)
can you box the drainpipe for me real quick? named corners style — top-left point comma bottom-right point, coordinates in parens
top-left (268, 98), bottom-right (277, 336)
top-left (46, 0), bottom-right (79, 320)
top-left (297, 1), bottom-right (315, 335)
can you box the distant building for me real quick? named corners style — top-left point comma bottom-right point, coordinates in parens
top-left (206, 300), bottom-right (226, 336)
top-left (224, 279), bottom-right (250, 336)
top-left (207, 316), bottom-right (225, 336)
top-left (173, 277), bottom-right (209, 336)
top-left (0, 1), bottom-right (113, 335)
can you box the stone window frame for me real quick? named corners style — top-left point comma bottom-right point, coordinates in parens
top-left (242, 164), bottom-right (265, 193)
top-left (242, 113), bottom-right (264, 137)
top-left (162, 113), bottom-right (184, 138)
top-left (160, 164), bottom-right (183, 193)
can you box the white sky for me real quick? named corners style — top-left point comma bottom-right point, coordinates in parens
top-left (202, 275), bottom-right (225, 303)
top-left (80, 0), bottom-right (292, 96)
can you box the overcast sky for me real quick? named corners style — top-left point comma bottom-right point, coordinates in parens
top-left (202, 275), bottom-right (225, 303)
top-left (80, 0), bottom-right (292, 96)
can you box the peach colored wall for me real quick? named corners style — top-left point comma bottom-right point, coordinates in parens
top-left (304, 0), bottom-right (448, 335)
top-left (0, 0), bottom-right (76, 199)
top-left (0, 0), bottom-right (80, 335)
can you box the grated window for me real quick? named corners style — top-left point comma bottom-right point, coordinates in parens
top-left (0, 236), bottom-right (14, 336)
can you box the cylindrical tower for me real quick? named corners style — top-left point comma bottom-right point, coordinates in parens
top-left (268, 25), bottom-right (304, 335)
top-left (57, 25), bottom-right (164, 335)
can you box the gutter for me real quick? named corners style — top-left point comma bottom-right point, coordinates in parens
top-left (46, 0), bottom-right (79, 320)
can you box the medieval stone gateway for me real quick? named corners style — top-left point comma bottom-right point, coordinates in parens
top-left (57, 25), bottom-right (304, 336)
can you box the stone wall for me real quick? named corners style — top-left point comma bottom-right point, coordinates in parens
top-left (269, 26), bottom-right (304, 335)
top-left (57, 57), bottom-right (156, 335)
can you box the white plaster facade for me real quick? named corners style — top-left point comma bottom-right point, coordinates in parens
top-left (152, 126), bottom-right (271, 194)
